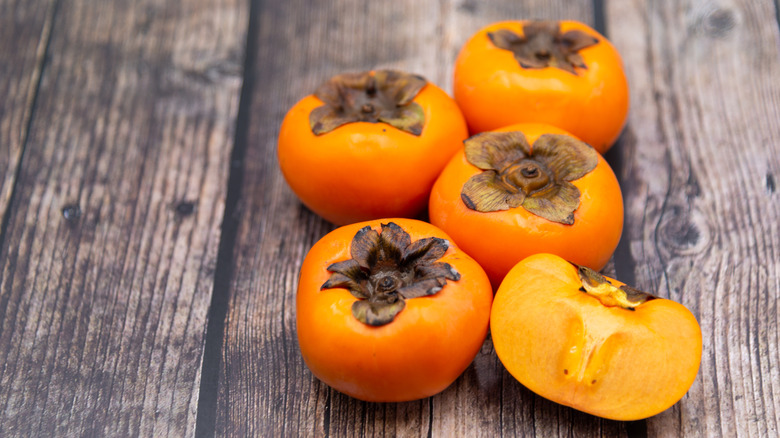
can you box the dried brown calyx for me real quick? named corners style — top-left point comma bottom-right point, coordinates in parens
top-left (460, 131), bottom-right (598, 224)
top-left (487, 21), bottom-right (599, 75)
top-left (321, 222), bottom-right (460, 326)
top-left (577, 265), bottom-right (657, 310)
top-left (309, 70), bottom-right (427, 136)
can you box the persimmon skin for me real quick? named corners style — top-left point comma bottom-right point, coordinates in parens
top-left (491, 253), bottom-right (702, 421)
top-left (278, 81), bottom-right (468, 226)
top-left (454, 20), bottom-right (629, 153)
top-left (296, 219), bottom-right (493, 402)
top-left (429, 123), bottom-right (623, 289)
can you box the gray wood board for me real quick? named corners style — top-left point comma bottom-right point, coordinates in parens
top-left (0, 0), bottom-right (247, 435)
top-left (0, 0), bottom-right (54, 224)
top-left (607, 0), bottom-right (780, 436)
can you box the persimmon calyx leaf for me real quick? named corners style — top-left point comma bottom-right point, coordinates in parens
top-left (321, 222), bottom-right (460, 326)
top-left (487, 21), bottom-right (599, 75)
top-left (576, 265), bottom-right (657, 310)
top-left (309, 70), bottom-right (427, 136)
top-left (460, 132), bottom-right (598, 224)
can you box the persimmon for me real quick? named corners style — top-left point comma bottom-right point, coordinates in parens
top-left (429, 123), bottom-right (623, 288)
top-left (491, 253), bottom-right (702, 420)
top-left (296, 219), bottom-right (493, 402)
top-left (453, 20), bottom-right (629, 153)
top-left (278, 70), bottom-right (468, 226)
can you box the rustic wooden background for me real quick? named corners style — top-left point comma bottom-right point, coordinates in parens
top-left (1, 0), bottom-right (778, 436)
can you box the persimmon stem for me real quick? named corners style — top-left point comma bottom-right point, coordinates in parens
top-left (321, 222), bottom-right (460, 326)
top-left (460, 132), bottom-right (598, 224)
top-left (309, 70), bottom-right (427, 136)
top-left (576, 265), bottom-right (656, 310)
top-left (487, 21), bottom-right (599, 75)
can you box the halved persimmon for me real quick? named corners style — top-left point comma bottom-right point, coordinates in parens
top-left (278, 70), bottom-right (468, 225)
top-left (453, 20), bottom-right (629, 153)
top-left (296, 219), bottom-right (493, 402)
top-left (429, 123), bottom-right (623, 288)
top-left (491, 253), bottom-right (702, 421)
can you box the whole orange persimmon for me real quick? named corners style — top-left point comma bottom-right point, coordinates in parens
top-left (491, 253), bottom-right (702, 421)
top-left (429, 123), bottom-right (623, 288)
top-left (278, 70), bottom-right (468, 226)
top-left (296, 219), bottom-right (493, 402)
top-left (454, 20), bottom-right (629, 153)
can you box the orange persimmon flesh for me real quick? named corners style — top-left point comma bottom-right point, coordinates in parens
top-left (491, 253), bottom-right (702, 421)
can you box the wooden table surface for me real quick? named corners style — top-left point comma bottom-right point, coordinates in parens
top-left (2, 0), bottom-right (779, 436)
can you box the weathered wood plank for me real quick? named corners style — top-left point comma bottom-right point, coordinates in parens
top-left (0, 0), bottom-right (54, 228)
top-left (606, 0), bottom-right (780, 436)
top-left (217, 1), bottom-right (631, 435)
top-left (0, 0), bottom-right (246, 436)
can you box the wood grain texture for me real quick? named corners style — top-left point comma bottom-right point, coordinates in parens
top-left (217, 1), bottom-right (630, 436)
top-left (0, 0), bottom-right (54, 225)
top-left (0, 0), bottom-right (246, 436)
top-left (606, 0), bottom-right (780, 436)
